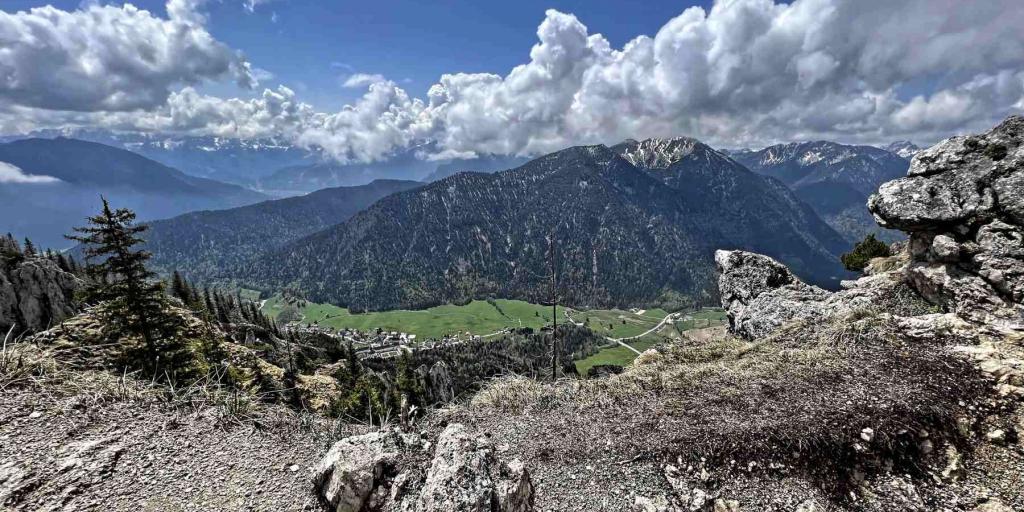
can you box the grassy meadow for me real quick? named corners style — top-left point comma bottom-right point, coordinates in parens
top-left (259, 293), bottom-right (726, 375)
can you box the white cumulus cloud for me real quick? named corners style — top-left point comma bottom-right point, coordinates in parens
top-left (0, 0), bottom-right (253, 112)
top-left (342, 74), bottom-right (389, 88)
top-left (2, 0), bottom-right (1024, 162)
top-left (0, 162), bottom-right (60, 184)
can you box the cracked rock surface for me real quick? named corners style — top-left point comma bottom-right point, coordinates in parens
top-left (868, 115), bottom-right (1024, 328)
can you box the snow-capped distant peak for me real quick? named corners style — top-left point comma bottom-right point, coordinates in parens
top-left (617, 136), bottom-right (710, 169)
top-left (883, 141), bottom-right (922, 159)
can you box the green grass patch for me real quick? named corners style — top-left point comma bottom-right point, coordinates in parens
top-left (573, 308), bottom-right (727, 375)
top-left (569, 308), bottom-right (665, 338)
top-left (574, 338), bottom-right (661, 376)
top-left (263, 296), bottom-right (566, 341)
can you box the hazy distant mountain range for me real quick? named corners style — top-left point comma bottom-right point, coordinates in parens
top-left (0, 137), bottom-right (267, 248)
top-left (1, 130), bottom-right (529, 195)
top-left (0, 129), bottom-right (314, 187)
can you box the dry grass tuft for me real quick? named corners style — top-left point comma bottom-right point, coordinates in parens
top-left (463, 314), bottom-right (987, 468)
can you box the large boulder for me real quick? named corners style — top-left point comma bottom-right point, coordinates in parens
top-left (312, 430), bottom-right (402, 512)
top-left (312, 424), bottom-right (534, 512)
top-left (868, 115), bottom-right (1024, 329)
top-left (715, 250), bottom-right (832, 339)
top-left (419, 424), bottom-right (533, 512)
top-left (0, 257), bottom-right (80, 334)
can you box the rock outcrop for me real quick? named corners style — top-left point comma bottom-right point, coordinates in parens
top-left (417, 361), bottom-right (455, 404)
top-left (868, 115), bottom-right (1024, 329)
top-left (720, 116), bottom-right (1024, 339)
top-left (715, 250), bottom-right (832, 340)
top-left (716, 249), bottom-right (932, 340)
top-left (312, 423), bottom-right (533, 512)
top-left (711, 117), bottom-right (1024, 510)
top-left (0, 256), bottom-right (80, 335)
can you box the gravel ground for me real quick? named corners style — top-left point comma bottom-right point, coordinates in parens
top-left (0, 385), bottom-right (366, 511)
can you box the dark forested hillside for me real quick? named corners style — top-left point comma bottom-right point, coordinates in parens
top-left (615, 137), bottom-right (850, 280)
top-left (728, 141), bottom-right (909, 242)
top-left (238, 143), bottom-right (848, 311)
top-left (143, 179), bottom-right (423, 279)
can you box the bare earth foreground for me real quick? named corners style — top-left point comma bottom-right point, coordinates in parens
top-left (0, 380), bottom-right (367, 511)
top-left (3, 117), bottom-right (1024, 511)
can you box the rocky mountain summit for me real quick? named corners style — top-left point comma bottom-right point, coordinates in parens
top-left (884, 141), bottom-right (923, 160)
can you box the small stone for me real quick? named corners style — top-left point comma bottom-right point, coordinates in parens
top-left (919, 439), bottom-right (934, 455)
top-left (288, 464), bottom-right (299, 472)
top-left (689, 489), bottom-right (708, 511)
top-left (860, 427), bottom-right (875, 442)
top-left (633, 494), bottom-right (671, 512)
top-left (713, 498), bottom-right (740, 512)
top-left (930, 235), bottom-right (960, 262)
top-left (972, 498), bottom-right (1015, 512)
top-left (28, 411), bottom-right (42, 419)
top-left (941, 445), bottom-right (963, 481)
top-left (795, 499), bottom-right (820, 512)
top-left (985, 429), bottom-right (1006, 444)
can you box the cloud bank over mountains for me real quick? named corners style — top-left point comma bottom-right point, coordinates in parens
top-left (0, 162), bottom-right (60, 184)
top-left (1, 0), bottom-right (1022, 163)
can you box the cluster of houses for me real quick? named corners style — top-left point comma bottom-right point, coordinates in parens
top-left (284, 324), bottom-right (486, 360)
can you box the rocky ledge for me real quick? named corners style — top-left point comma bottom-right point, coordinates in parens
top-left (720, 116), bottom-right (1024, 341)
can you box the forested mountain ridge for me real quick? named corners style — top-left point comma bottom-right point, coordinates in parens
top-left (421, 154), bottom-right (530, 182)
top-left (239, 145), bottom-right (720, 310)
top-left (728, 140), bottom-right (910, 242)
top-left (142, 179), bottom-right (423, 279)
top-left (237, 143), bottom-right (849, 311)
top-left (615, 137), bottom-right (850, 280)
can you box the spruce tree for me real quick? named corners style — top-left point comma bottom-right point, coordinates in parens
top-left (395, 350), bottom-right (422, 407)
top-left (170, 270), bottom-right (190, 304)
top-left (22, 237), bottom-right (36, 257)
top-left (67, 198), bottom-right (183, 376)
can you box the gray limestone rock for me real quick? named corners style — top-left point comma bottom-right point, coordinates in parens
top-left (0, 257), bottom-right (80, 334)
